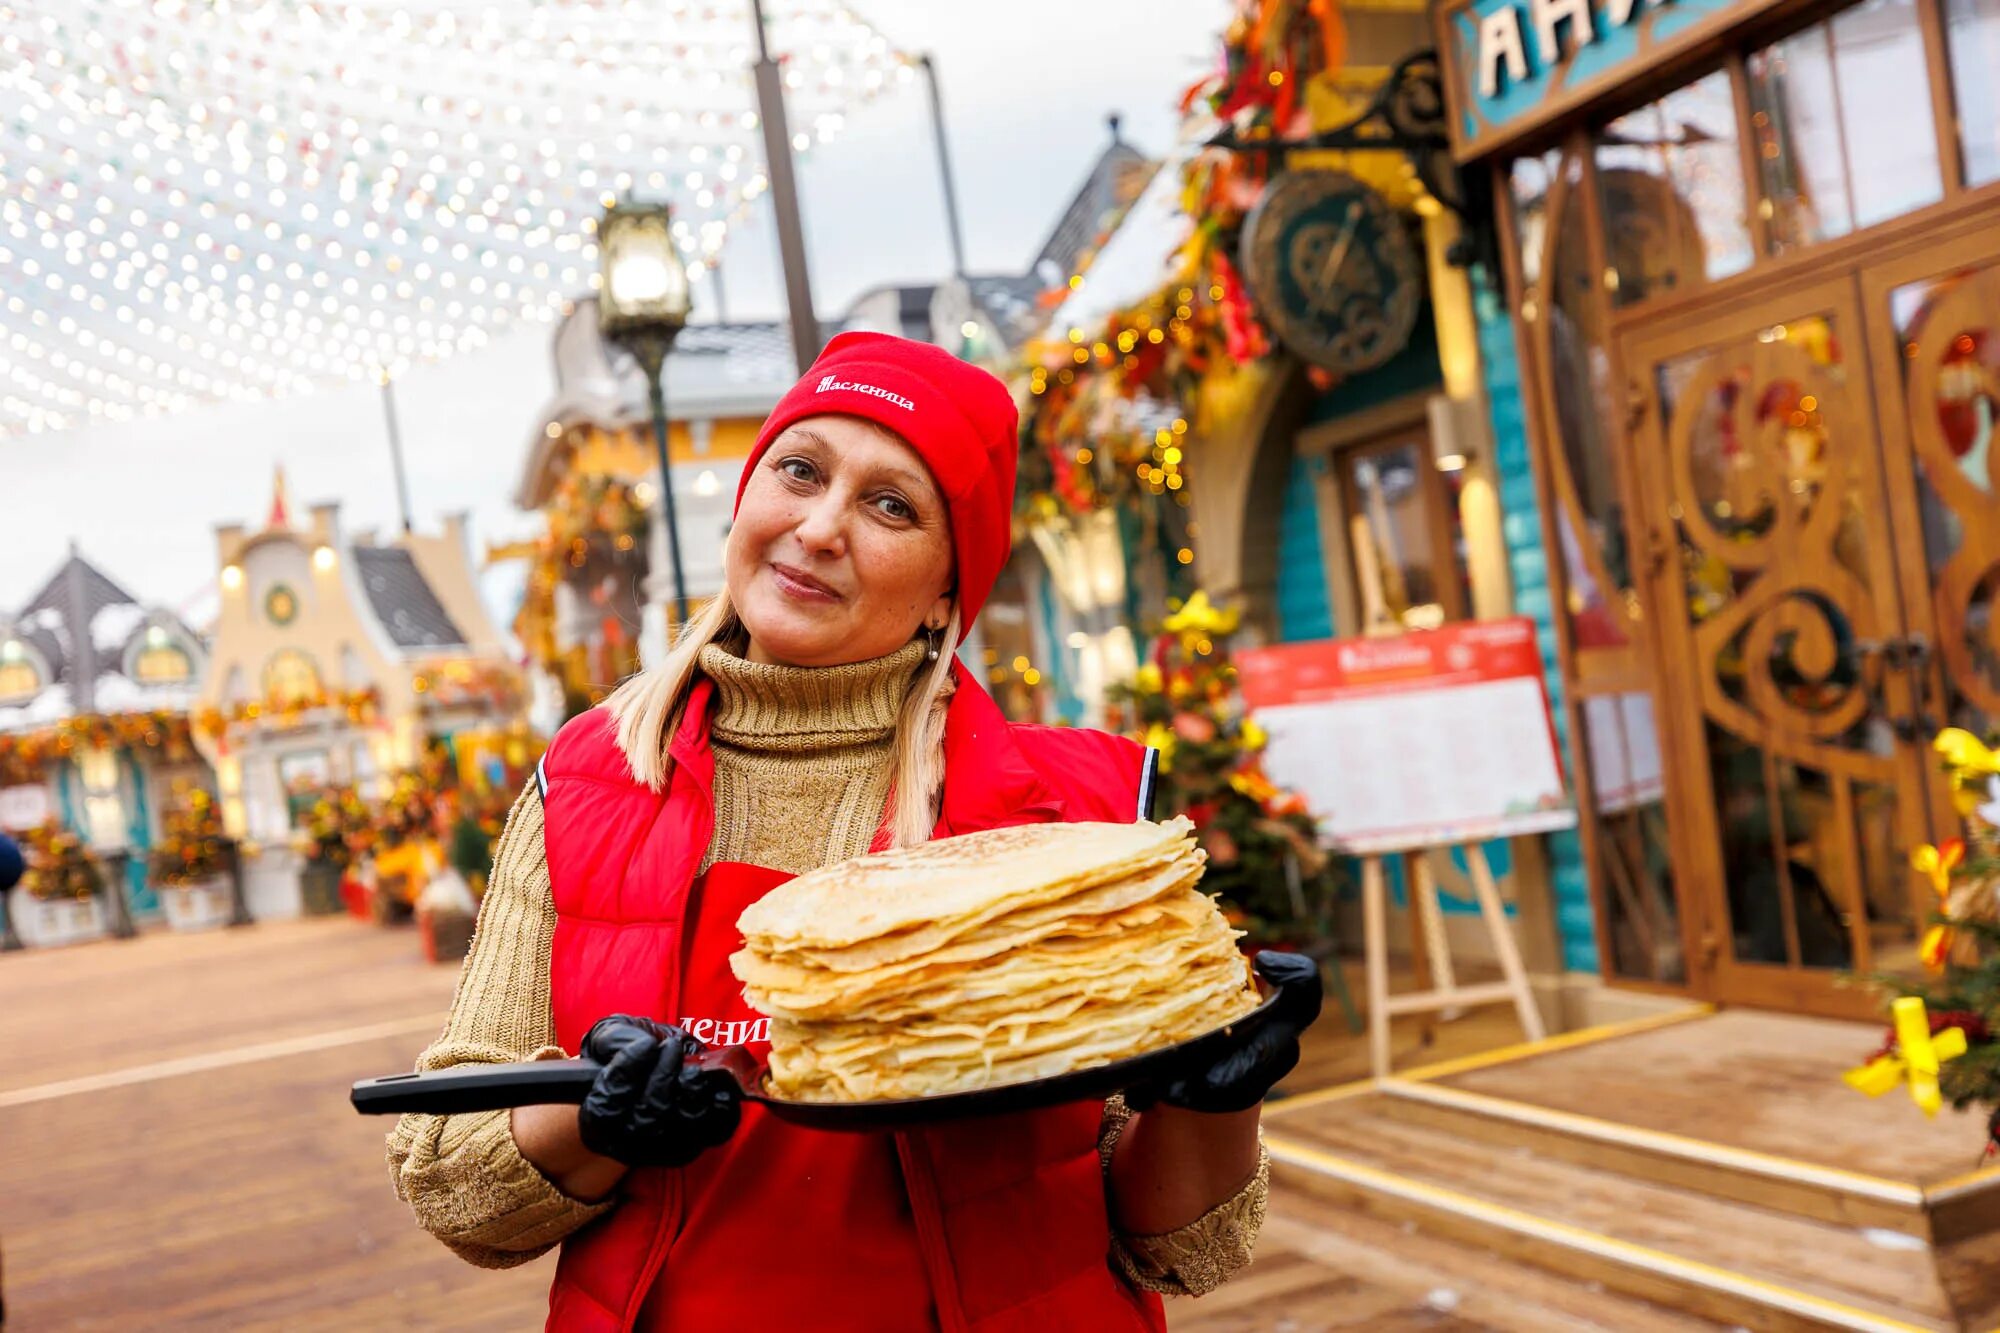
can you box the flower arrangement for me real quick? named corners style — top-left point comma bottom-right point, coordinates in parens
top-left (18, 820), bottom-right (100, 902)
top-left (301, 784), bottom-right (374, 870)
top-left (1108, 592), bottom-right (1340, 944)
top-left (149, 784), bottom-right (227, 887)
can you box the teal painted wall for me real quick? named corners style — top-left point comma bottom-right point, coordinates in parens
top-left (1474, 273), bottom-right (1600, 973)
top-left (1274, 454), bottom-right (1333, 643)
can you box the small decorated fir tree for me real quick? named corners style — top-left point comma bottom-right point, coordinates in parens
top-left (1108, 592), bottom-right (1341, 946)
top-left (1847, 729), bottom-right (2000, 1142)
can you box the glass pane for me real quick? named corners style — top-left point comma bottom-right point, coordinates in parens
top-left (1748, 0), bottom-right (1943, 253)
top-left (1341, 439), bottom-right (1463, 632)
top-left (1508, 149), bottom-right (1563, 290)
top-left (1596, 70), bottom-right (1754, 305)
top-left (1579, 691), bottom-right (1685, 982)
top-left (1889, 260), bottom-right (2000, 733)
top-left (1947, 0), bottom-right (2000, 187)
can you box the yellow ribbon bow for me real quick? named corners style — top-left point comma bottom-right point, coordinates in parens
top-left (1911, 840), bottom-right (1964, 971)
top-left (1162, 591), bottom-right (1240, 640)
top-left (1843, 996), bottom-right (1968, 1116)
top-left (1936, 728), bottom-right (2000, 776)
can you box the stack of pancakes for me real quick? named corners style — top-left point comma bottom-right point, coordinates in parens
top-left (730, 817), bottom-right (1258, 1102)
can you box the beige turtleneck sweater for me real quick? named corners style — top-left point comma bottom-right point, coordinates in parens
top-left (386, 642), bottom-right (1266, 1297)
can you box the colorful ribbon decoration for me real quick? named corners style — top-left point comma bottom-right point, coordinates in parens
top-left (1843, 996), bottom-right (1968, 1116)
top-left (1912, 839), bottom-right (1965, 971)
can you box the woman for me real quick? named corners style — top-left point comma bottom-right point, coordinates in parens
top-left (388, 332), bottom-right (1320, 1332)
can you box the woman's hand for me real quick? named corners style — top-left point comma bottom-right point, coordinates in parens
top-left (1108, 952), bottom-right (1322, 1235)
top-left (576, 1015), bottom-right (743, 1168)
top-left (1126, 951), bottom-right (1323, 1114)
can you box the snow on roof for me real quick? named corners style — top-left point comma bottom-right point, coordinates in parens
top-left (91, 601), bottom-right (148, 656)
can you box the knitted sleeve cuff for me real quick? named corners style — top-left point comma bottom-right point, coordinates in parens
top-left (1098, 1095), bottom-right (1271, 1297)
top-left (387, 1055), bottom-right (613, 1270)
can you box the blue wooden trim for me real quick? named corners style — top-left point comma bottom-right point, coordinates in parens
top-left (122, 749), bottom-right (158, 917)
top-left (1275, 454), bottom-right (1335, 643)
top-left (1034, 564), bottom-right (1084, 724)
top-left (1474, 272), bottom-right (1599, 974)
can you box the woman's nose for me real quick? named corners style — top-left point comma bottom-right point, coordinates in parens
top-left (792, 494), bottom-right (848, 555)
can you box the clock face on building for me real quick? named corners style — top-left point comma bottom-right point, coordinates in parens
top-left (1241, 170), bottom-right (1422, 376)
top-left (265, 583), bottom-right (299, 627)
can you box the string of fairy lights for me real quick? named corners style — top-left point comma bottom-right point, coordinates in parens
top-left (0, 0), bottom-right (915, 436)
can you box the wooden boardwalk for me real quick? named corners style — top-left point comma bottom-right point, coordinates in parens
top-left (0, 919), bottom-right (1692, 1330)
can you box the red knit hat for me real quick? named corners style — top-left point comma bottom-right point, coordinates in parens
top-left (736, 331), bottom-right (1019, 632)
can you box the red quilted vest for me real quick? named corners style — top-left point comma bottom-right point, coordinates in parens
top-left (536, 661), bottom-right (1168, 1333)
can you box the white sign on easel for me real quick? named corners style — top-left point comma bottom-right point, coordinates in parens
top-left (1237, 618), bottom-right (1576, 1077)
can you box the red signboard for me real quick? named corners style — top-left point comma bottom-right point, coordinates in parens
top-left (1235, 618), bottom-right (1573, 854)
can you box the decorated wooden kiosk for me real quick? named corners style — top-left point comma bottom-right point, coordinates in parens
top-left (195, 472), bottom-right (526, 920)
top-left (0, 549), bottom-right (214, 947)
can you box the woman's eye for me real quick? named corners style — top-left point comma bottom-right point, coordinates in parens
top-left (874, 494), bottom-right (914, 521)
top-left (778, 457), bottom-right (816, 483)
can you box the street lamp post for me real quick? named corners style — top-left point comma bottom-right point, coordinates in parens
top-left (598, 200), bottom-right (694, 636)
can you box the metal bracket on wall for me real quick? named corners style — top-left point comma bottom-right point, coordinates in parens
top-left (1206, 51), bottom-right (1499, 275)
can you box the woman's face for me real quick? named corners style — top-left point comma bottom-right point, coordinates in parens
top-left (726, 414), bottom-right (954, 668)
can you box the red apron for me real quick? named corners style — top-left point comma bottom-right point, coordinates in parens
top-left (635, 861), bottom-right (935, 1332)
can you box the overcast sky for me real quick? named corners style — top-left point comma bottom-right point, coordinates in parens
top-left (0, 3), bottom-right (1223, 623)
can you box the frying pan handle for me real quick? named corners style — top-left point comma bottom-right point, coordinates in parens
top-left (350, 1058), bottom-right (599, 1115)
top-left (350, 1045), bottom-right (760, 1116)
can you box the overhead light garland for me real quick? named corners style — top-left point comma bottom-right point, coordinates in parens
top-left (0, 0), bottom-right (914, 436)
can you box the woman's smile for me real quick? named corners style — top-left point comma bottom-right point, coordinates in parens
top-left (768, 561), bottom-right (843, 604)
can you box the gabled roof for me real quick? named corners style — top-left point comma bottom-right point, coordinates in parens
top-left (3, 551), bottom-right (206, 730)
top-left (1031, 136), bottom-right (1156, 281)
top-left (19, 553), bottom-right (140, 644)
top-left (352, 547), bottom-right (468, 651)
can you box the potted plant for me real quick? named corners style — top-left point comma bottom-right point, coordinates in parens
top-left (298, 784), bottom-right (367, 916)
top-left (150, 786), bottom-right (231, 931)
top-left (18, 820), bottom-right (107, 946)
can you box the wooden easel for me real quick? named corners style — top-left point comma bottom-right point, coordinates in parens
top-left (1352, 836), bottom-right (1547, 1079)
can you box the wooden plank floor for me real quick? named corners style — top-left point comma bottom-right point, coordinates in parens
top-left (0, 919), bottom-right (1681, 1329)
top-left (1438, 1009), bottom-right (1993, 1185)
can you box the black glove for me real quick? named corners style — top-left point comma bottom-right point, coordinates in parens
top-left (578, 1015), bottom-right (742, 1168)
top-left (1126, 951), bottom-right (1323, 1115)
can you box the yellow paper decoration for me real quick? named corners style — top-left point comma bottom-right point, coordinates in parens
top-left (1911, 840), bottom-right (1964, 972)
top-left (1162, 591), bottom-right (1239, 639)
top-left (1843, 996), bottom-right (1968, 1116)
top-left (1936, 728), bottom-right (2000, 777)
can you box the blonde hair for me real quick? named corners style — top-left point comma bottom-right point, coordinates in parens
top-left (603, 593), bottom-right (962, 850)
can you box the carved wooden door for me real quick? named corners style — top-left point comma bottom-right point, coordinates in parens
top-left (1863, 219), bottom-right (2000, 797)
top-left (1621, 276), bottom-right (1937, 1016)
